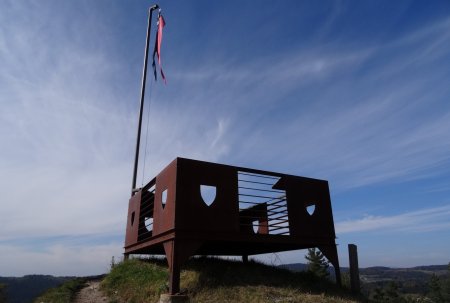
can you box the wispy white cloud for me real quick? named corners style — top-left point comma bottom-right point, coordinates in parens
top-left (0, 165), bottom-right (129, 240)
top-left (336, 205), bottom-right (450, 234)
top-left (163, 14), bottom-right (450, 190)
top-left (0, 1), bottom-right (235, 261)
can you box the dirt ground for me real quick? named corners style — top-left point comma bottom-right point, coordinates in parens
top-left (73, 281), bottom-right (109, 303)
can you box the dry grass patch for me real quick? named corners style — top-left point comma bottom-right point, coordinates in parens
top-left (101, 257), bottom-right (363, 303)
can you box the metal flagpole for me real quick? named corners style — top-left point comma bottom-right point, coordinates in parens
top-left (132, 4), bottom-right (159, 196)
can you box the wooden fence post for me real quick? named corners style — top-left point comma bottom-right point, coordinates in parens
top-left (348, 244), bottom-right (360, 293)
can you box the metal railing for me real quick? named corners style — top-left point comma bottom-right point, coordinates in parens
top-left (137, 178), bottom-right (156, 241)
top-left (238, 171), bottom-right (290, 235)
top-left (136, 169), bottom-right (291, 241)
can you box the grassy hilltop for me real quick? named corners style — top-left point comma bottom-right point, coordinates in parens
top-left (100, 257), bottom-right (361, 303)
top-left (31, 258), bottom-right (450, 302)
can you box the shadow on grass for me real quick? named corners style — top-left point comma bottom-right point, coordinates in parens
top-left (148, 256), bottom-right (361, 300)
top-left (112, 257), bottom-right (366, 302)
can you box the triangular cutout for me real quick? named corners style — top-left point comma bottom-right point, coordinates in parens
top-left (306, 204), bottom-right (316, 216)
top-left (131, 211), bottom-right (135, 226)
top-left (161, 189), bottom-right (168, 209)
top-left (200, 185), bottom-right (216, 206)
top-left (252, 220), bottom-right (259, 234)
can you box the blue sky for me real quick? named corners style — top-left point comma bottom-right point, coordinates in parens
top-left (1, 0), bottom-right (450, 276)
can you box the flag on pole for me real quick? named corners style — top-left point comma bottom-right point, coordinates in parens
top-left (152, 10), bottom-right (166, 83)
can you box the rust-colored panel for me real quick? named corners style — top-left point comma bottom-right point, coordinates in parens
top-left (124, 191), bottom-right (141, 247)
top-left (175, 158), bottom-right (239, 233)
top-left (153, 159), bottom-right (178, 236)
top-left (274, 176), bottom-right (336, 239)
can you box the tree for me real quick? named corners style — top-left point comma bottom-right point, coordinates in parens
top-left (372, 287), bottom-right (386, 303)
top-left (371, 282), bottom-right (407, 303)
top-left (441, 262), bottom-right (450, 303)
top-left (384, 281), bottom-right (406, 303)
top-left (305, 247), bottom-right (330, 279)
top-left (0, 283), bottom-right (6, 303)
top-left (428, 274), bottom-right (443, 303)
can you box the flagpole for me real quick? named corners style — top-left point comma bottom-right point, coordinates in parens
top-left (132, 4), bottom-right (159, 196)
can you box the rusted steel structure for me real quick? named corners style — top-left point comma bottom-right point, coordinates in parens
top-left (124, 157), bottom-right (341, 294)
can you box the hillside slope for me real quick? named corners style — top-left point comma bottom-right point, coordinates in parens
top-left (282, 263), bottom-right (450, 296)
top-left (101, 258), bottom-right (363, 303)
top-left (0, 275), bottom-right (73, 303)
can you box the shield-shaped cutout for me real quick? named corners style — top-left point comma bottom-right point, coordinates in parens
top-left (306, 204), bottom-right (316, 216)
top-left (131, 211), bottom-right (135, 226)
top-left (252, 220), bottom-right (259, 234)
top-left (200, 185), bottom-right (216, 207)
top-left (144, 217), bottom-right (153, 232)
top-left (161, 189), bottom-right (168, 209)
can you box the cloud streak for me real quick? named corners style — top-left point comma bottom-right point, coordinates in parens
top-left (336, 204), bottom-right (450, 234)
top-left (163, 15), bottom-right (450, 190)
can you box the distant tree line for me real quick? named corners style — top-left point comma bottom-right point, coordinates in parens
top-left (304, 249), bottom-right (450, 303)
top-left (369, 263), bottom-right (450, 303)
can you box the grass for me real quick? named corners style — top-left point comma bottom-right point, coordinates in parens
top-left (33, 258), bottom-right (364, 302)
top-left (33, 278), bottom-right (86, 303)
top-left (101, 257), bottom-right (365, 303)
top-left (101, 258), bottom-right (169, 303)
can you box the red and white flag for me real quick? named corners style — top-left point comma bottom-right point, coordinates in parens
top-left (153, 11), bottom-right (166, 83)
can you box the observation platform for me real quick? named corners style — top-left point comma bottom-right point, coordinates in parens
top-left (124, 157), bottom-right (341, 294)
